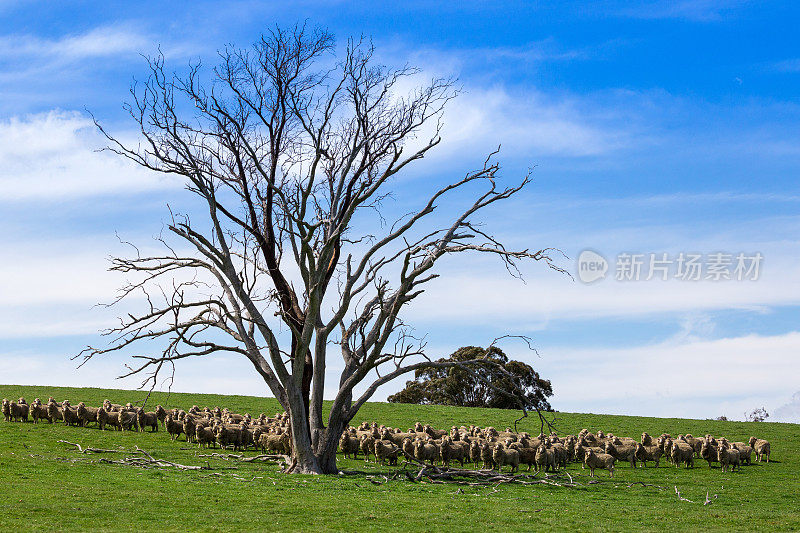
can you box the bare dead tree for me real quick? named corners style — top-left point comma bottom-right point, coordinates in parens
top-left (79, 25), bottom-right (565, 474)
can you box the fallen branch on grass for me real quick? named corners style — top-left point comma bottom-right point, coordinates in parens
top-left (400, 463), bottom-right (579, 487)
top-left (197, 452), bottom-right (288, 464)
top-left (626, 481), bottom-right (665, 489)
top-left (57, 440), bottom-right (120, 454)
top-left (90, 446), bottom-right (210, 471)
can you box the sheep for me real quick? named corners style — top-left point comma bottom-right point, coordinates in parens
top-left (535, 445), bottom-right (557, 473)
top-left (604, 441), bottom-right (637, 468)
top-left (46, 400), bottom-right (61, 424)
top-left (681, 434), bottom-right (703, 456)
top-left (164, 414), bottom-right (184, 441)
top-left (215, 425), bottom-right (242, 451)
top-left (641, 432), bottom-right (653, 446)
top-left (670, 440), bottom-right (694, 468)
top-left (247, 425), bottom-right (264, 450)
top-left (103, 400), bottom-right (122, 412)
top-left (182, 415), bottom-right (198, 443)
top-left (339, 432), bottom-right (359, 459)
top-left (76, 402), bottom-right (99, 427)
top-left (700, 440), bottom-right (719, 468)
top-left (468, 440), bottom-right (482, 466)
top-left (225, 413), bottom-right (245, 424)
top-left (584, 449), bottom-right (616, 477)
top-left (135, 408), bottom-right (159, 432)
top-left (414, 439), bottom-right (439, 465)
top-left (360, 435), bottom-right (376, 461)
top-left (61, 401), bottom-right (80, 426)
top-left (492, 443), bottom-right (520, 473)
top-left (402, 437), bottom-right (416, 460)
top-left (2, 399), bottom-right (10, 422)
top-left (29, 399), bottom-right (50, 423)
top-left (374, 440), bottom-right (401, 465)
top-left (154, 405), bottom-right (167, 426)
top-left (718, 445), bottom-right (741, 473)
top-left (480, 442), bottom-right (495, 469)
top-left (96, 407), bottom-right (110, 430)
top-left (439, 437), bottom-right (466, 467)
top-left (258, 432), bottom-right (291, 455)
top-left (574, 444), bottom-right (605, 467)
top-left (117, 408), bottom-right (138, 431)
top-left (660, 436), bottom-right (674, 463)
top-left (635, 443), bottom-right (663, 467)
top-left (551, 442), bottom-right (569, 469)
top-left (452, 440), bottom-right (470, 464)
top-left (748, 437), bottom-right (771, 463)
top-left (197, 426), bottom-right (216, 448)
top-left (9, 400), bottom-right (29, 422)
top-left (731, 442), bottom-right (753, 465)
top-left (510, 444), bottom-right (537, 471)
top-left (564, 437), bottom-right (576, 462)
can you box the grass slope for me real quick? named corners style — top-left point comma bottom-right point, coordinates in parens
top-left (0, 384), bottom-right (798, 532)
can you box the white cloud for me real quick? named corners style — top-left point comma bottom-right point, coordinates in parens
top-left (435, 87), bottom-right (628, 158)
top-left (384, 56), bottom-right (633, 161)
top-left (618, 0), bottom-right (747, 22)
top-left (538, 331), bottom-right (800, 420)
top-left (409, 255), bottom-right (799, 325)
top-left (0, 24), bottom-right (187, 62)
top-left (0, 111), bottom-right (180, 201)
top-left (773, 391), bottom-right (800, 423)
top-left (772, 59), bottom-right (800, 73)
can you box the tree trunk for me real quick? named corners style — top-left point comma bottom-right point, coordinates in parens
top-left (315, 417), bottom-right (346, 474)
top-left (287, 388), bottom-right (323, 474)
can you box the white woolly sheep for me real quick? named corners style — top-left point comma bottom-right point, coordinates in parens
top-left (635, 443), bottom-right (663, 467)
top-left (535, 445), bottom-right (557, 473)
top-left (492, 443), bottom-right (520, 473)
top-left (670, 440), bottom-right (694, 468)
top-left (164, 414), bottom-right (184, 441)
top-left (748, 437), bottom-right (771, 463)
top-left (731, 442), bottom-right (753, 465)
top-left (700, 439), bottom-right (719, 468)
top-left (374, 440), bottom-right (401, 465)
top-left (718, 445), bottom-right (740, 472)
top-left (135, 408), bottom-right (159, 432)
top-left (584, 449), bottom-right (616, 477)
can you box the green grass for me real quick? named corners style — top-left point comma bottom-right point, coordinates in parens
top-left (1, 384), bottom-right (798, 532)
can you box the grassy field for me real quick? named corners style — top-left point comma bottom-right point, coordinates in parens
top-left (0, 384), bottom-right (798, 532)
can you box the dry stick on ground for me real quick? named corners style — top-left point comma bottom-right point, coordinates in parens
top-left (627, 481), bottom-right (665, 490)
top-left (390, 452), bottom-right (580, 487)
top-left (133, 446), bottom-right (209, 470)
top-left (90, 446), bottom-right (212, 471)
top-left (57, 440), bottom-right (121, 454)
top-left (198, 452), bottom-right (290, 465)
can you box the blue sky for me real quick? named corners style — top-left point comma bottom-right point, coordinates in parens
top-left (1, 1), bottom-right (799, 422)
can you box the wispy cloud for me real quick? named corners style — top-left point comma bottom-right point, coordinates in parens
top-left (0, 24), bottom-right (194, 63)
top-left (0, 26), bottom-right (149, 61)
top-left (618, 0), bottom-right (748, 22)
top-left (773, 391), bottom-right (800, 423)
top-left (443, 86), bottom-right (631, 157)
top-left (0, 111), bottom-right (180, 201)
top-left (770, 58), bottom-right (800, 73)
top-left (540, 331), bottom-right (800, 419)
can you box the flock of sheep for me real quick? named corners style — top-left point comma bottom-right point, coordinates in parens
top-left (339, 423), bottom-right (771, 477)
top-left (2, 395), bottom-right (773, 478)
top-left (1, 396), bottom-right (292, 456)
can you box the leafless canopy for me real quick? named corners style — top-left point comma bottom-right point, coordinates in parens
top-left (80, 25), bottom-right (564, 474)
